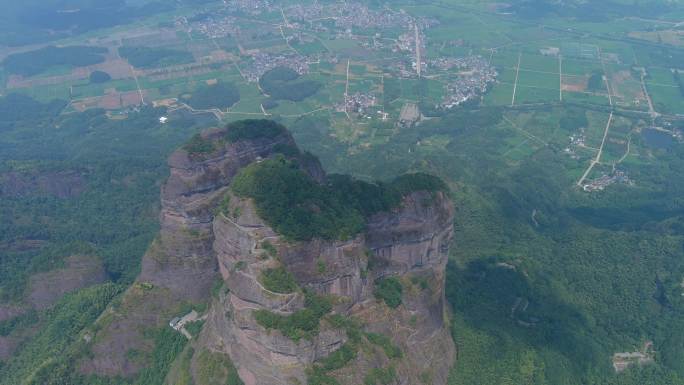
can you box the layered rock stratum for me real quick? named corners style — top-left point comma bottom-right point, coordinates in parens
top-left (82, 120), bottom-right (455, 384)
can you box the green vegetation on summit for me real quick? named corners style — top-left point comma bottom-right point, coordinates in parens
top-left (232, 155), bottom-right (366, 241)
top-left (231, 152), bottom-right (446, 241)
top-left (182, 133), bottom-right (218, 156)
top-left (225, 119), bottom-right (288, 143)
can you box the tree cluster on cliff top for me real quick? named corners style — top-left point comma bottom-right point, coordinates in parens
top-left (232, 155), bottom-right (366, 241)
top-left (231, 152), bottom-right (446, 241)
top-left (225, 119), bottom-right (287, 142)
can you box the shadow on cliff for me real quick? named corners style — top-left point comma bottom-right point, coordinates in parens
top-left (445, 259), bottom-right (610, 379)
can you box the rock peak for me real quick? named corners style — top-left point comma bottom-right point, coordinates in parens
top-left (82, 120), bottom-right (455, 384)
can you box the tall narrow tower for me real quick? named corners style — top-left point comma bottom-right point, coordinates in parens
top-left (415, 24), bottom-right (421, 77)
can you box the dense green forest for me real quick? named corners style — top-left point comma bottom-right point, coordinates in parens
top-left (259, 67), bottom-right (322, 102)
top-left (1, 89), bottom-right (684, 384)
top-left (0, 91), bottom-right (217, 383)
top-left (0, 283), bottom-right (124, 385)
top-left (282, 104), bottom-right (684, 384)
top-left (0, 93), bottom-right (66, 130)
top-left (118, 46), bottom-right (195, 69)
top-left (0, 91), bottom-right (213, 301)
top-left (183, 81), bottom-right (240, 110)
top-left (2, 46), bottom-right (108, 77)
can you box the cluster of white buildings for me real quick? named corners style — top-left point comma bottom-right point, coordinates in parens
top-left (242, 53), bottom-right (310, 82)
top-left (440, 56), bottom-right (498, 109)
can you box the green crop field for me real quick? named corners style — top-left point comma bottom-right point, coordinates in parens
top-left (561, 58), bottom-right (603, 76)
top-left (520, 54), bottom-right (559, 73)
top-left (647, 67), bottom-right (677, 85)
top-left (648, 84), bottom-right (684, 114)
top-left (515, 85), bottom-right (559, 104)
top-left (518, 70), bottom-right (560, 89)
top-left (484, 83), bottom-right (514, 106)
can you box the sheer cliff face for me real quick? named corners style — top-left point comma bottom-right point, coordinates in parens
top-left (140, 127), bottom-right (299, 300)
top-left (203, 189), bottom-right (454, 385)
top-left (82, 126), bottom-right (310, 377)
top-left (82, 123), bottom-right (455, 384)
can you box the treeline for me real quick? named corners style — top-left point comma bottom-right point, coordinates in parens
top-left (2, 45), bottom-right (107, 77)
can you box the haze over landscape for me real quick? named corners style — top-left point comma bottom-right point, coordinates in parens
top-left (2, 1), bottom-right (684, 384)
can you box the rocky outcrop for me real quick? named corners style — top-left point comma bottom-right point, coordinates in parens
top-left (82, 120), bottom-right (455, 384)
top-left (140, 126), bottom-right (299, 301)
top-left (198, 187), bottom-right (454, 385)
top-left (81, 122), bottom-right (318, 377)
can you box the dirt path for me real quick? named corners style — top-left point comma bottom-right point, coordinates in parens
top-left (639, 68), bottom-right (658, 119)
top-left (511, 52), bottom-right (522, 106)
top-left (577, 111), bottom-right (613, 186)
top-left (599, 49), bottom-right (613, 107)
top-left (577, 51), bottom-right (616, 187)
top-left (558, 54), bottom-right (563, 102)
top-left (502, 115), bottom-right (547, 146)
top-left (616, 134), bottom-right (631, 166)
top-left (344, 58), bottom-right (351, 120)
top-left (115, 39), bottom-right (145, 105)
